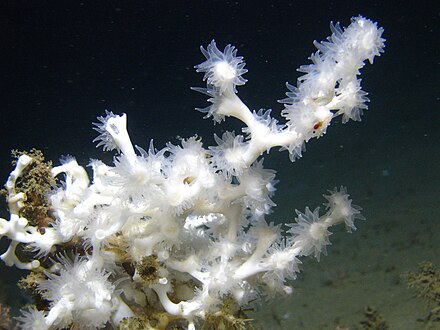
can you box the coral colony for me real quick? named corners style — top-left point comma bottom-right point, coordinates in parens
top-left (1, 16), bottom-right (384, 329)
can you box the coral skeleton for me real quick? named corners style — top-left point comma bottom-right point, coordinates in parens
top-left (1, 16), bottom-right (384, 329)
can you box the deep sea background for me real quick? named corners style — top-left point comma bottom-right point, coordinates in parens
top-left (0, 1), bottom-right (438, 329)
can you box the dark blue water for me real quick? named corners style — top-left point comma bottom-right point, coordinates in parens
top-left (0, 1), bottom-right (438, 328)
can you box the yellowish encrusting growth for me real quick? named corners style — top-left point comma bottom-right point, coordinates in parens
top-left (8, 149), bottom-right (55, 229)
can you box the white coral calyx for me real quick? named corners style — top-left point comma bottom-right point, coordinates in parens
top-left (195, 39), bottom-right (248, 95)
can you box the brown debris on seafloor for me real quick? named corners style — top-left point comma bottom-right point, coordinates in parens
top-left (359, 306), bottom-right (389, 330)
top-left (402, 261), bottom-right (440, 328)
top-left (0, 303), bottom-right (17, 330)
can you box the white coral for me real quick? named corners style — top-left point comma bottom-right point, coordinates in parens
top-left (0, 16), bottom-right (384, 330)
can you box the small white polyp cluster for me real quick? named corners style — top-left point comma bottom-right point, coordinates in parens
top-left (1, 16), bottom-right (383, 330)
